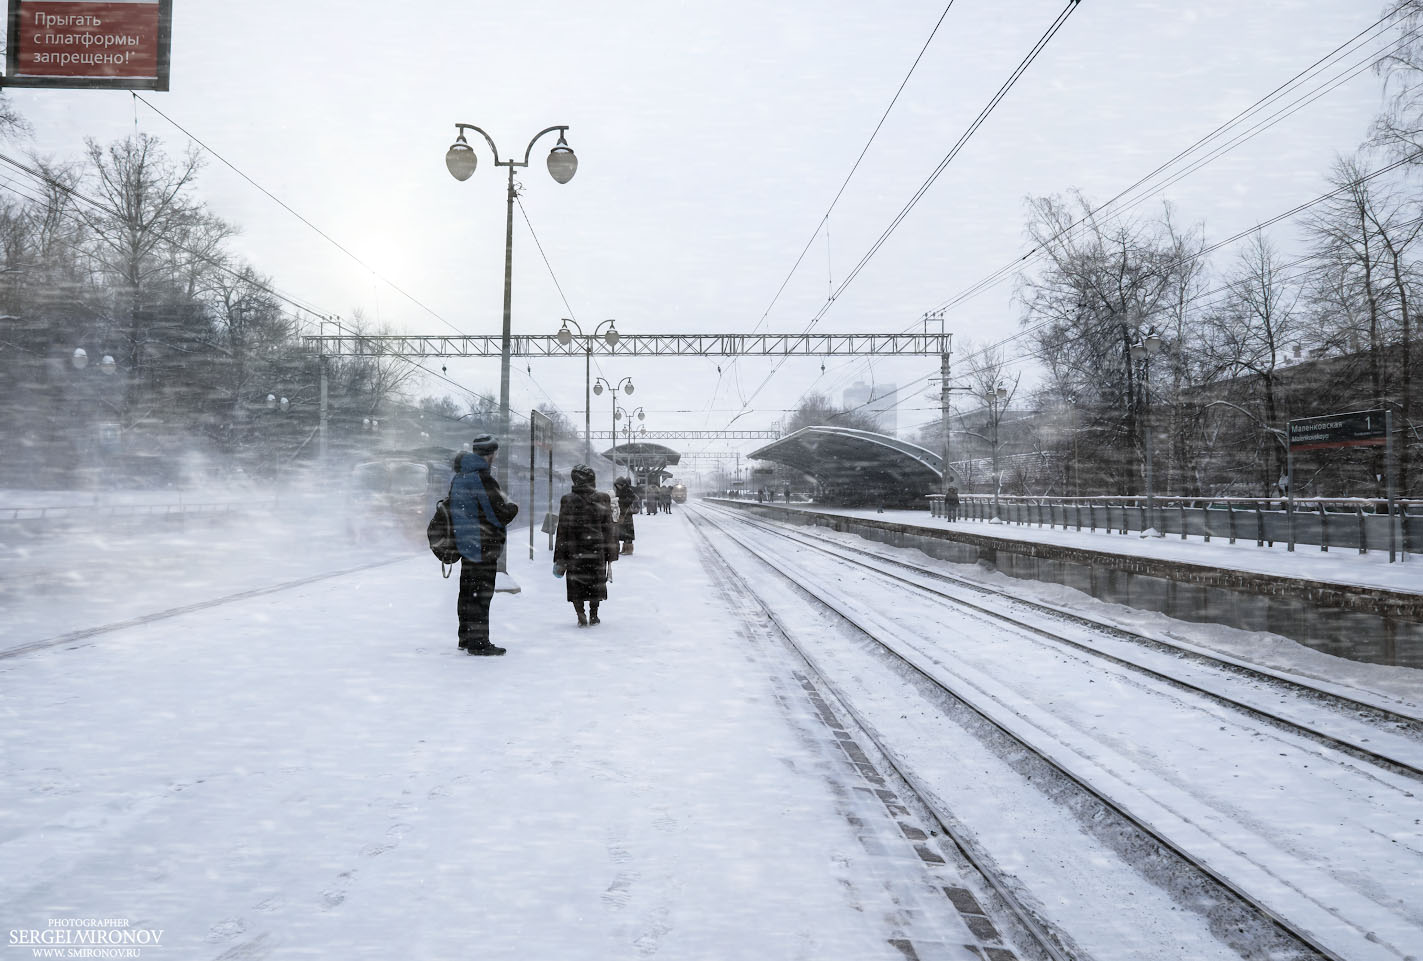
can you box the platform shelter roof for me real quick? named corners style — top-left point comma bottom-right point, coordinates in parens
top-left (598, 441), bottom-right (681, 474)
top-left (748, 427), bottom-right (956, 498)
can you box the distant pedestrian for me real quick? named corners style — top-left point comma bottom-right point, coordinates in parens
top-left (613, 476), bottom-right (637, 554)
top-left (756, 487), bottom-right (765, 503)
top-left (449, 435), bottom-right (519, 656)
top-left (783, 483), bottom-right (791, 503)
top-left (645, 483), bottom-right (657, 515)
top-left (945, 485), bottom-right (960, 522)
top-left (553, 464), bottom-right (618, 627)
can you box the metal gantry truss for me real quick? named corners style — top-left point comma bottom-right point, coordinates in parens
top-left (302, 332), bottom-right (952, 358)
top-left (587, 430), bottom-right (779, 440)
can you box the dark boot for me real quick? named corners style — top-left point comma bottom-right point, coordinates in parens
top-left (589, 603), bottom-right (600, 626)
top-left (466, 642), bottom-right (506, 656)
top-left (574, 603), bottom-right (588, 627)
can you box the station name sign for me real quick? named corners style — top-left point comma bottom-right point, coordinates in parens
top-left (2, 0), bottom-right (171, 90)
top-left (1287, 409), bottom-right (1388, 452)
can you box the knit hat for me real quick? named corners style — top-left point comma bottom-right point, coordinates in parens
top-left (471, 434), bottom-right (499, 454)
top-left (570, 464), bottom-right (596, 488)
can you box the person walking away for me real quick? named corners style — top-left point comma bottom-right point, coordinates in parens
top-left (613, 476), bottom-right (637, 554)
top-left (645, 483), bottom-right (657, 515)
top-left (449, 435), bottom-right (519, 655)
top-left (553, 464), bottom-right (618, 627)
top-left (945, 484), bottom-right (960, 522)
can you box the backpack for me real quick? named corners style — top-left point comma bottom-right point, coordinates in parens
top-left (427, 485), bottom-right (461, 575)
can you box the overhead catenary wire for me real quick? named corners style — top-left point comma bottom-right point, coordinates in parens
top-left (693, 1), bottom-right (962, 443)
top-left (131, 93), bottom-right (469, 338)
top-left (130, 93), bottom-right (594, 430)
top-left (931, 7), bottom-right (1414, 320)
top-left (746, 0), bottom-right (959, 339)
top-left (804, 11), bottom-right (1418, 428)
top-left (727, 0), bottom-right (1082, 428)
top-left (0, 152), bottom-right (543, 425)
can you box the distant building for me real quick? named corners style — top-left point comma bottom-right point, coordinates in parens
top-left (841, 381), bottom-right (897, 435)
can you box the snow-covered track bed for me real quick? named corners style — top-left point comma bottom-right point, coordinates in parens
top-left (700, 503), bottom-right (1423, 778)
top-left (689, 503), bottom-right (1423, 961)
top-left (687, 510), bottom-right (1069, 961)
top-left (0, 556), bottom-right (409, 659)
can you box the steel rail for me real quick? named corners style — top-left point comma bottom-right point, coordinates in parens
top-left (685, 509), bottom-right (1077, 961)
top-left (689, 503), bottom-right (1368, 961)
top-left (706, 502), bottom-right (1423, 745)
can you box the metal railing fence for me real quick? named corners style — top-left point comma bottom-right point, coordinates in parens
top-left (926, 493), bottom-right (1419, 559)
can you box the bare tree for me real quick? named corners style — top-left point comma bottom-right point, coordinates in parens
top-left (1306, 152), bottom-right (1419, 493)
top-left (77, 133), bottom-right (205, 398)
top-left (1018, 192), bottom-right (1183, 494)
top-left (783, 392), bottom-right (881, 434)
top-left (1206, 231), bottom-right (1303, 493)
top-left (1371, 0), bottom-right (1423, 163)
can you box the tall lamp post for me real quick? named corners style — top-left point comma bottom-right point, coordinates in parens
top-left (1130, 328), bottom-right (1164, 536)
top-left (445, 122), bottom-right (578, 492)
top-left (621, 406), bottom-right (645, 481)
top-left (557, 318), bottom-right (620, 463)
top-left (69, 347), bottom-right (119, 483)
top-left (594, 376), bottom-right (635, 477)
top-left (612, 404), bottom-right (644, 482)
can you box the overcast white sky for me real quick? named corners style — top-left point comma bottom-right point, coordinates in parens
top-left (4, 0), bottom-right (1397, 471)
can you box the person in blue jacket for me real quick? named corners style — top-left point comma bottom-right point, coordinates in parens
top-left (449, 435), bottom-right (519, 655)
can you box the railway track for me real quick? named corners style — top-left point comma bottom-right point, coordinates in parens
top-left (687, 509), bottom-right (1073, 961)
top-left (688, 502), bottom-right (1423, 961)
top-left (0, 555), bottom-right (412, 659)
top-left (700, 502), bottom-right (1423, 776)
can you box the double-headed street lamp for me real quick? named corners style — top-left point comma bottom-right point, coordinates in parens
top-left (621, 406), bottom-right (645, 481)
top-left (614, 405), bottom-right (645, 482)
top-left (445, 122), bottom-right (578, 491)
top-left (594, 376), bottom-right (634, 476)
top-left (557, 318), bottom-right (620, 463)
top-left (1130, 327), bottom-right (1164, 536)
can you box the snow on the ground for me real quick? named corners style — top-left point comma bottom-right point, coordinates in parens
top-left (0, 509), bottom-right (956, 961)
top-left (699, 505), bottom-right (1423, 961)
top-left (775, 504), bottom-right (1422, 594)
top-left (720, 506), bottom-right (1423, 708)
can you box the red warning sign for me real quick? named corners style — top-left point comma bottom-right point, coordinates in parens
top-left (3, 0), bottom-right (171, 89)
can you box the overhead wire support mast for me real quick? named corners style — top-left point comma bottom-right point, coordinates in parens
top-left (301, 332), bottom-right (953, 358)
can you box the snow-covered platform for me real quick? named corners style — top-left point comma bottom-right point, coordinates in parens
top-left (711, 499), bottom-right (1423, 666)
top-left (0, 511), bottom-right (1015, 961)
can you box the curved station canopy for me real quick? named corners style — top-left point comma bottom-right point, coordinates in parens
top-left (599, 441), bottom-right (682, 482)
top-left (748, 427), bottom-right (955, 507)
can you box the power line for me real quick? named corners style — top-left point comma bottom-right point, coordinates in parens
top-left (748, 1), bottom-right (959, 338)
top-left (131, 93), bottom-right (467, 337)
top-left (933, 8), bottom-right (1412, 319)
top-left (695, 2), bottom-right (962, 441)
top-left (813, 11), bottom-right (1417, 421)
top-left (735, 0), bottom-right (1081, 425)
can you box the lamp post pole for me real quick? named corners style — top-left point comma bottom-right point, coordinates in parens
top-left (558, 318), bottom-right (620, 464)
top-left (623, 406), bottom-right (645, 483)
top-left (594, 375), bottom-right (634, 478)
top-left (445, 122), bottom-right (578, 492)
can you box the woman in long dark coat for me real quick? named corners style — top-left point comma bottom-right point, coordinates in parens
top-left (612, 475), bottom-right (637, 554)
top-left (554, 465), bottom-right (619, 627)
